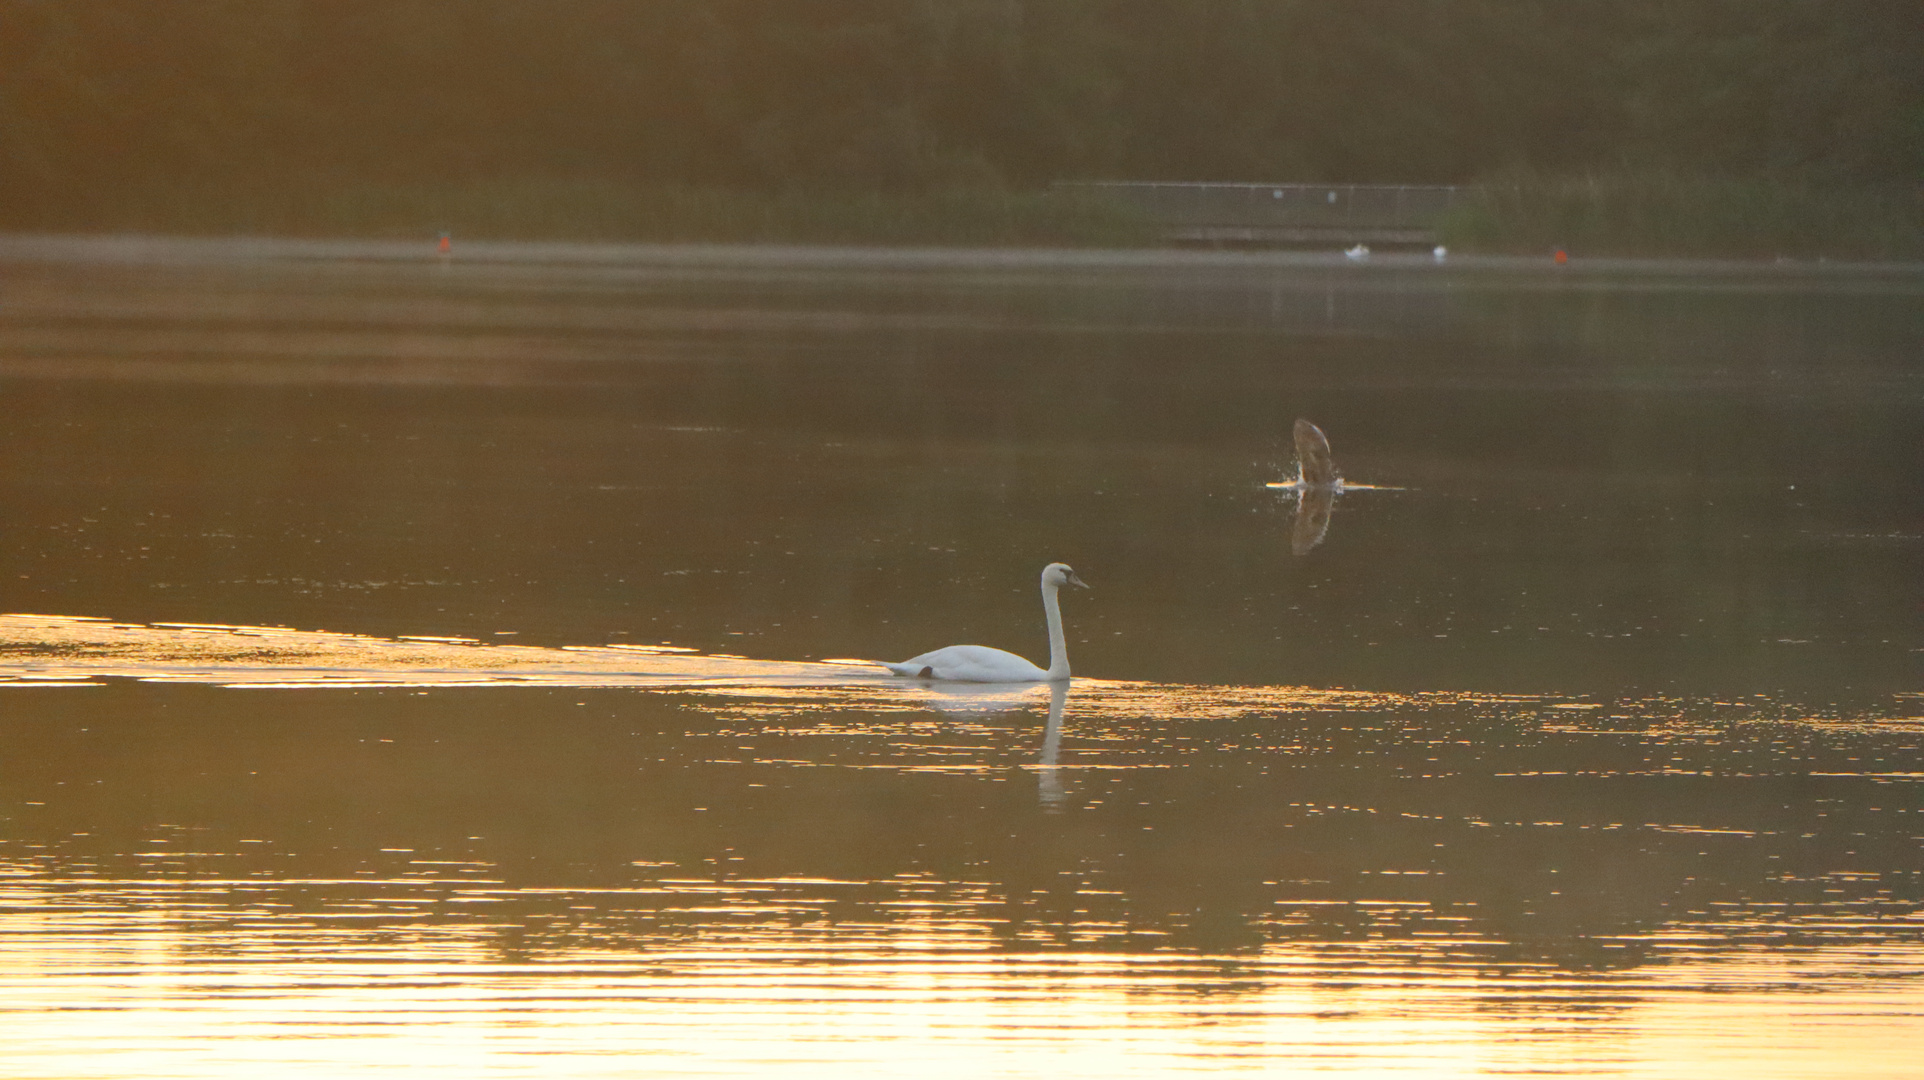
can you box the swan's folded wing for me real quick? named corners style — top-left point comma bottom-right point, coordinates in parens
top-left (891, 644), bottom-right (1046, 682)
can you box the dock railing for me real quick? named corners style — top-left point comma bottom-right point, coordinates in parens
top-left (1054, 181), bottom-right (1469, 245)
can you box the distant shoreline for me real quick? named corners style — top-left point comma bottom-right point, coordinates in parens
top-left (3, 233), bottom-right (1920, 284)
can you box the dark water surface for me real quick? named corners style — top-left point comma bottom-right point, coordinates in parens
top-left (1, 241), bottom-right (1919, 1077)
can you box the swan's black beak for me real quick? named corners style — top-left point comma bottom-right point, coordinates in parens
top-left (1067, 570), bottom-right (1089, 589)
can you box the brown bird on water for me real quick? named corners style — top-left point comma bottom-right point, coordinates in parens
top-left (1293, 418), bottom-right (1340, 489)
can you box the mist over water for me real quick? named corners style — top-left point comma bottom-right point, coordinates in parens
top-left (2, 242), bottom-right (1919, 1076)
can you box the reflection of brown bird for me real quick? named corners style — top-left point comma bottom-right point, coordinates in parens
top-left (1291, 485), bottom-right (1334, 555)
top-left (1293, 418), bottom-right (1340, 488)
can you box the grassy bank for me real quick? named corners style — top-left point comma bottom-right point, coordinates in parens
top-left (1438, 172), bottom-right (1922, 260)
top-left (9, 179), bottom-right (1157, 249)
top-left (8, 174), bottom-right (1916, 261)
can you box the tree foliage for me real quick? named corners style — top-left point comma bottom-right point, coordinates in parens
top-left (2, 0), bottom-right (1916, 222)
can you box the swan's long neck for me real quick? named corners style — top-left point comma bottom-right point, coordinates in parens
top-left (1041, 582), bottom-right (1070, 679)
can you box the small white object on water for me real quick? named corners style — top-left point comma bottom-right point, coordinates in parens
top-left (1433, 245), bottom-right (1448, 262)
top-left (1344, 244), bottom-right (1370, 262)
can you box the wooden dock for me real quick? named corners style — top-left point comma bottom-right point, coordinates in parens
top-left (1056, 181), bottom-right (1468, 246)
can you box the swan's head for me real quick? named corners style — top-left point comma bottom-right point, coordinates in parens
top-left (1042, 562), bottom-right (1088, 590)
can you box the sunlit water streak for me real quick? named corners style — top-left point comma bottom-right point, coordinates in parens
top-left (2, 877), bottom-right (1919, 1079)
top-left (3, 613), bottom-right (1909, 726)
top-left (0, 613), bottom-right (892, 689)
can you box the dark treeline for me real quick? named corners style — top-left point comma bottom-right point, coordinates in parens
top-left (2, 0), bottom-right (1918, 234)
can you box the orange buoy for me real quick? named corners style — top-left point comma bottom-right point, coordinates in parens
top-left (1553, 248), bottom-right (1567, 264)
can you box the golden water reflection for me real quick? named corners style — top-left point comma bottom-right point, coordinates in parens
top-left (8, 612), bottom-right (1896, 725)
top-left (0, 612), bottom-right (871, 689)
top-left (3, 884), bottom-right (1918, 1078)
top-left (2, 613), bottom-right (1920, 1076)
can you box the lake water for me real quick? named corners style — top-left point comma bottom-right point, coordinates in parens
top-left (1, 239), bottom-right (1919, 1077)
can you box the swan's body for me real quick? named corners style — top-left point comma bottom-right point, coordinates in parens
top-left (888, 644), bottom-right (1049, 682)
top-left (884, 562), bottom-right (1087, 683)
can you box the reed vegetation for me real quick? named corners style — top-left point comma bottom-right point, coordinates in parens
top-left (36, 179), bottom-right (1158, 249)
top-left (1440, 172), bottom-right (1921, 260)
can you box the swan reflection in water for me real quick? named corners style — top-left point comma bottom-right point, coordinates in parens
top-left (907, 678), bottom-right (1071, 811)
top-left (1037, 680), bottom-right (1070, 811)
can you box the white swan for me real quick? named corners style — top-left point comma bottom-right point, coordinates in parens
top-left (884, 563), bottom-right (1088, 682)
